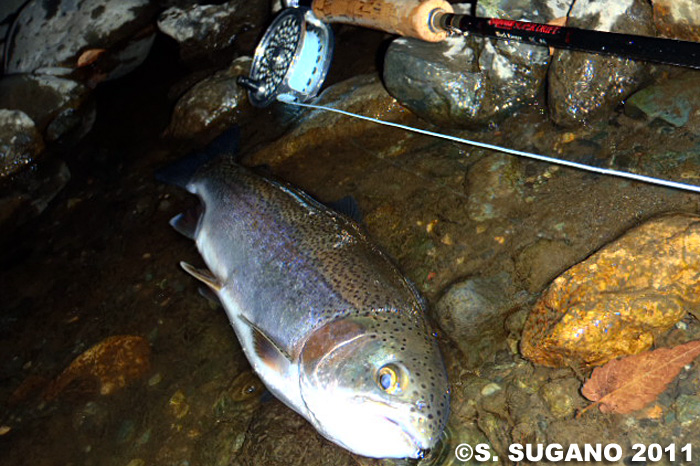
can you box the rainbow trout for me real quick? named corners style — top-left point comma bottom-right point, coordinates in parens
top-left (164, 132), bottom-right (450, 459)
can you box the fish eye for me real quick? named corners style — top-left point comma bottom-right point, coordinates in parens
top-left (377, 364), bottom-right (404, 395)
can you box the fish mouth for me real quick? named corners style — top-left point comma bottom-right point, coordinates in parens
top-left (355, 396), bottom-right (431, 458)
top-left (382, 415), bottom-right (428, 458)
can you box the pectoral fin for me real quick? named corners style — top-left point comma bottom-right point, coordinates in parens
top-left (240, 315), bottom-right (292, 373)
top-left (180, 262), bottom-right (223, 291)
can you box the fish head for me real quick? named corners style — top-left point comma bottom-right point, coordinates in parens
top-left (298, 312), bottom-right (450, 459)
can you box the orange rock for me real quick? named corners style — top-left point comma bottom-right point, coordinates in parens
top-left (521, 214), bottom-right (700, 368)
top-left (653, 0), bottom-right (700, 42)
top-left (43, 335), bottom-right (150, 401)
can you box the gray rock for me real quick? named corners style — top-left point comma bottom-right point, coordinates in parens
top-left (435, 272), bottom-right (524, 367)
top-left (0, 110), bottom-right (44, 178)
top-left (157, 0), bottom-right (270, 66)
top-left (547, 0), bottom-right (653, 127)
top-left (653, 0), bottom-right (700, 42)
top-left (0, 0), bottom-right (27, 66)
top-left (271, 0), bottom-right (284, 13)
top-left (625, 71), bottom-right (700, 133)
top-left (0, 74), bottom-right (95, 144)
top-left (4, 0), bottom-right (156, 81)
top-left (675, 394), bottom-right (700, 425)
top-left (165, 57), bottom-right (253, 141)
top-left (383, 2), bottom-right (550, 128)
top-left (534, 0), bottom-right (575, 20)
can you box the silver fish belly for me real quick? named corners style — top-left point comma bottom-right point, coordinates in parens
top-left (172, 157), bottom-right (450, 459)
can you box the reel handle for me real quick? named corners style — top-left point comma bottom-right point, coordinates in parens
top-left (311, 0), bottom-right (453, 42)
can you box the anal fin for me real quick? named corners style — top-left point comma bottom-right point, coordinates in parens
top-left (180, 262), bottom-right (223, 291)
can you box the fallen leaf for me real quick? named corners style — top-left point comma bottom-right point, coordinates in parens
top-left (580, 340), bottom-right (700, 415)
top-left (77, 48), bottom-right (106, 68)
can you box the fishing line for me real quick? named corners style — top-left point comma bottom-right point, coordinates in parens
top-left (279, 96), bottom-right (700, 194)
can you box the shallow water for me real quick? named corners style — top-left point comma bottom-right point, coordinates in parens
top-left (3, 27), bottom-right (700, 466)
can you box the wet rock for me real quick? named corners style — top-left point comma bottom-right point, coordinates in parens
top-left (535, 0), bottom-right (576, 20)
top-left (72, 401), bottom-right (109, 433)
top-left (515, 238), bottom-right (581, 292)
top-left (43, 335), bottom-right (151, 401)
top-left (675, 394), bottom-right (700, 425)
top-left (271, 0), bottom-right (284, 13)
top-left (383, 2), bottom-right (549, 128)
top-left (168, 390), bottom-right (190, 419)
top-left (5, 0), bottom-right (156, 81)
top-left (435, 273), bottom-right (524, 367)
top-left (0, 0), bottom-right (27, 65)
top-left (548, 0), bottom-right (653, 127)
top-left (625, 72), bottom-right (700, 134)
top-left (157, 0), bottom-right (269, 67)
top-left (653, 0), bottom-right (700, 42)
top-left (234, 401), bottom-right (356, 466)
top-left (540, 379), bottom-right (581, 418)
top-left (521, 214), bottom-right (700, 369)
top-left (0, 74), bottom-right (95, 144)
top-left (0, 160), bottom-right (70, 244)
top-left (248, 74), bottom-right (412, 167)
top-left (165, 57), bottom-right (253, 141)
top-left (0, 110), bottom-right (44, 178)
top-left (466, 153), bottom-right (523, 222)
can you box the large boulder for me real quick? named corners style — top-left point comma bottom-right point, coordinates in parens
top-left (383, 1), bottom-right (550, 128)
top-left (547, 0), bottom-right (654, 127)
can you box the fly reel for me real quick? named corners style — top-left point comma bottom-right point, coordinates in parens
top-left (238, 8), bottom-right (333, 107)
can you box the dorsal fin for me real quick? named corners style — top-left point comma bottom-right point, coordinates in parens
top-left (328, 196), bottom-right (362, 223)
top-left (156, 126), bottom-right (240, 189)
top-left (180, 262), bottom-right (223, 291)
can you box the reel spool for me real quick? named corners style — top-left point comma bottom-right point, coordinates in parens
top-left (238, 8), bottom-right (333, 108)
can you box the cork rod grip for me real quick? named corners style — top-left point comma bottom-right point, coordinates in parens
top-left (311, 0), bottom-right (453, 42)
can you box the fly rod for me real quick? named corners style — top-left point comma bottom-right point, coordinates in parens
top-left (309, 0), bottom-right (700, 70)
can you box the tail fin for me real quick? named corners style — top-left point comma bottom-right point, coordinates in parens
top-left (156, 126), bottom-right (240, 189)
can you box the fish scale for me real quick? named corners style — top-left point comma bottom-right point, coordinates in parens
top-left (167, 146), bottom-right (450, 459)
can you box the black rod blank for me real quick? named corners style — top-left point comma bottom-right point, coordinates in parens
top-left (437, 14), bottom-right (700, 70)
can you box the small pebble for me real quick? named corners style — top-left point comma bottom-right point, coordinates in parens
top-left (481, 383), bottom-right (502, 396)
top-left (148, 373), bottom-right (162, 386)
top-left (125, 459), bottom-right (145, 466)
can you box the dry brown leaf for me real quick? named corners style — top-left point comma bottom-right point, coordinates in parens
top-left (77, 48), bottom-right (106, 68)
top-left (580, 340), bottom-right (700, 415)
